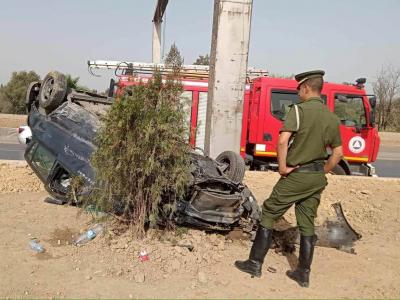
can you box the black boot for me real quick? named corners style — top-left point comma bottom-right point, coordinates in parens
top-left (234, 226), bottom-right (273, 277)
top-left (286, 234), bottom-right (317, 287)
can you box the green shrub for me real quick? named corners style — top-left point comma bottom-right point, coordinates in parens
top-left (87, 45), bottom-right (192, 236)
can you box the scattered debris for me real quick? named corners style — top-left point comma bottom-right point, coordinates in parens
top-left (176, 240), bottom-right (194, 251)
top-left (139, 250), bottom-right (149, 262)
top-left (29, 239), bottom-right (45, 253)
top-left (271, 202), bottom-right (362, 254)
top-left (360, 190), bottom-right (371, 195)
top-left (74, 224), bottom-right (104, 246)
top-left (44, 196), bottom-right (64, 205)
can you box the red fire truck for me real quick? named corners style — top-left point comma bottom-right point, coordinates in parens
top-left (88, 61), bottom-right (380, 176)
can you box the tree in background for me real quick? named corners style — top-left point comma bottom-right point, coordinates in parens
top-left (388, 98), bottom-right (400, 131)
top-left (0, 71), bottom-right (91, 115)
top-left (373, 65), bottom-right (400, 131)
top-left (65, 74), bottom-right (90, 92)
top-left (0, 71), bottom-right (40, 114)
top-left (193, 54), bottom-right (210, 65)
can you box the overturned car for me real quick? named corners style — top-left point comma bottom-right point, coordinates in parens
top-left (22, 71), bottom-right (361, 252)
top-left (24, 71), bottom-right (260, 233)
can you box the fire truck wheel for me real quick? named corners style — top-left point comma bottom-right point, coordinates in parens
top-left (38, 71), bottom-right (68, 113)
top-left (332, 164), bottom-right (347, 175)
top-left (216, 151), bottom-right (246, 182)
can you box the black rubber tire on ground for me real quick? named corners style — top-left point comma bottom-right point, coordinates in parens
top-left (216, 151), bottom-right (246, 182)
top-left (25, 81), bottom-right (41, 113)
top-left (38, 71), bottom-right (67, 113)
top-left (331, 164), bottom-right (347, 175)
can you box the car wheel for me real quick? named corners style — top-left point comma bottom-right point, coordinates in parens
top-left (331, 164), bottom-right (347, 175)
top-left (216, 151), bottom-right (246, 182)
top-left (26, 81), bottom-right (41, 113)
top-left (38, 71), bottom-right (67, 113)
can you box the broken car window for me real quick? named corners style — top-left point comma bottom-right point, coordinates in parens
top-left (32, 144), bottom-right (56, 179)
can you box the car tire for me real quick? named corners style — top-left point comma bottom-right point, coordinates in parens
top-left (216, 151), bottom-right (246, 182)
top-left (26, 81), bottom-right (41, 113)
top-left (331, 164), bottom-right (347, 175)
top-left (38, 71), bottom-right (67, 113)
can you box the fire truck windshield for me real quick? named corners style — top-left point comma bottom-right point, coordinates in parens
top-left (271, 90), bottom-right (328, 121)
top-left (334, 94), bottom-right (367, 127)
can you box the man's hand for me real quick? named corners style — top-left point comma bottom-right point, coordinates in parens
top-left (277, 131), bottom-right (293, 177)
top-left (324, 146), bottom-right (343, 173)
top-left (279, 165), bottom-right (299, 177)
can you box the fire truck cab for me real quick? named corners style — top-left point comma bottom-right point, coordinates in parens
top-left (241, 77), bottom-right (379, 176)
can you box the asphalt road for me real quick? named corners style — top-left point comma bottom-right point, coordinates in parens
top-left (0, 142), bottom-right (399, 178)
top-left (0, 143), bottom-right (25, 161)
top-left (374, 145), bottom-right (400, 178)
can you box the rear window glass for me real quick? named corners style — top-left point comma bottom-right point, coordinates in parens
top-left (270, 91), bottom-right (299, 121)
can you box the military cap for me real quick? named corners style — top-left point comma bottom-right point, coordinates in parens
top-left (295, 70), bottom-right (325, 89)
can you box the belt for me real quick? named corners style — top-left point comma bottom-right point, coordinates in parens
top-left (294, 162), bottom-right (325, 173)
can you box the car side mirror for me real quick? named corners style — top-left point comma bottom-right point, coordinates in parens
top-left (370, 111), bottom-right (376, 127)
top-left (369, 96), bottom-right (377, 126)
top-left (369, 96), bottom-right (376, 108)
top-left (108, 79), bottom-right (115, 97)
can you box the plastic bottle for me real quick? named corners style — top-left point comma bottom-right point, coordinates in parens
top-left (29, 239), bottom-right (45, 253)
top-left (74, 224), bottom-right (104, 246)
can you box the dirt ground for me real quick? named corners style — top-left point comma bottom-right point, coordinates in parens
top-left (0, 113), bottom-right (27, 128)
top-left (379, 131), bottom-right (400, 146)
top-left (0, 163), bottom-right (399, 299)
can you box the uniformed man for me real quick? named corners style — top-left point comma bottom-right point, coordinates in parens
top-left (235, 70), bottom-right (343, 288)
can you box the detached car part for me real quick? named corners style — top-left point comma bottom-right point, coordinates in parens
top-left (315, 202), bottom-right (362, 253)
top-left (272, 202), bottom-right (362, 254)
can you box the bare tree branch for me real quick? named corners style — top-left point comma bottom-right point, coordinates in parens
top-left (372, 64), bottom-right (400, 131)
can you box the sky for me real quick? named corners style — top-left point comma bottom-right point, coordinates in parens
top-left (1, 0), bottom-right (399, 93)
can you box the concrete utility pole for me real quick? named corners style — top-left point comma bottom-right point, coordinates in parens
top-left (204, 0), bottom-right (253, 158)
top-left (152, 0), bottom-right (169, 63)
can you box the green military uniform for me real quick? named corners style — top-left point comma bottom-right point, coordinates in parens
top-left (234, 70), bottom-right (342, 284)
top-left (260, 81), bottom-right (342, 236)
